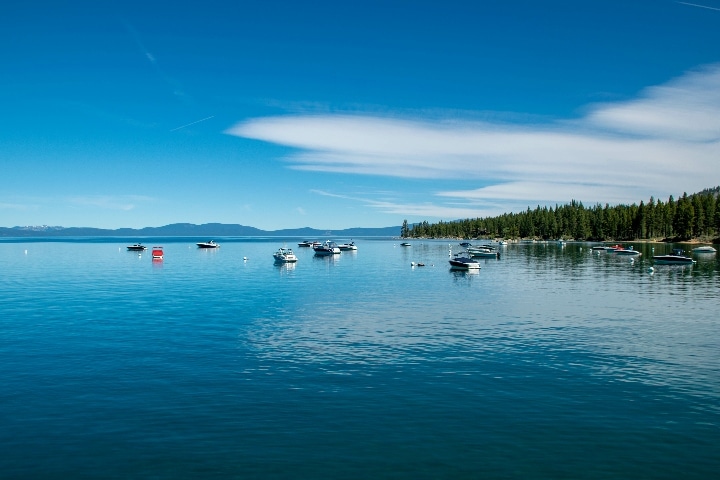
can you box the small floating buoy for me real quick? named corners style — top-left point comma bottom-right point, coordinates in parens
top-left (243, 256), bottom-right (248, 261)
top-left (648, 266), bottom-right (654, 273)
top-left (24, 249), bottom-right (28, 255)
top-left (411, 262), bottom-right (415, 266)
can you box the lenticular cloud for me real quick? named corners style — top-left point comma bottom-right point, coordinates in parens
top-left (227, 64), bottom-right (720, 213)
top-left (586, 64), bottom-right (720, 142)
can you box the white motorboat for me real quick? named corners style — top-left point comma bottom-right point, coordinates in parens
top-left (313, 241), bottom-right (341, 256)
top-left (469, 250), bottom-right (499, 258)
top-left (197, 240), bottom-right (220, 248)
top-left (448, 252), bottom-right (480, 270)
top-left (653, 248), bottom-right (695, 265)
top-left (467, 246), bottom-right (498, 258)
top-left (338, 241), bottom-right (357, 251)
top-left (273, 247), bottom-right (298, 263)
top-left (692, 245), bottom-right (717, 253)
top-left (126, 243), bottom-right (147, 251)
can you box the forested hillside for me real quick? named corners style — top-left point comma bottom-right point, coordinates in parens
top-left (401, 187), bottom-right (720, 242)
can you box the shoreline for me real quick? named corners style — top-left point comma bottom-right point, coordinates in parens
top-left (401, 237), bottom-right (719, 244)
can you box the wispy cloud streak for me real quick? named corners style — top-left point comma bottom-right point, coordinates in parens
top-left (677, 2), bottom-right (720, 12)
top-left (69, 195), bottom-right (155, 211)
top-left (227, 65), bottom-right (720, 219)
top-left (170, 115), bottom-right (215, 132)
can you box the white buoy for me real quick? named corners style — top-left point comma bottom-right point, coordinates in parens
top-left (243, 256), bottom-right (248, 261)
top-left (411, 262), bottom-right (415, 266)
top-left (25, 249), bottom-right (28, 255)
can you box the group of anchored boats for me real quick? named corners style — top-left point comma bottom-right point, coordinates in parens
top-left (127, 241), bottom-right (221, 259)
top-left (126, 243), bottom-right (165, 259)
top-left (448, 242), bottom-right (502, 270)
top-left (126, 240), bottom-right (715, 269)
top-left (592, 243), bottom-right (716, 265)
top-left (275, 240), bottom-right (359, 263)
top-left (296, 240), bottom-right (357, 255)
top-left (127, 239), bottom-right (358, 264)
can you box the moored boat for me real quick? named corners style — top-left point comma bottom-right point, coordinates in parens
top-left (400, 242), bottom-right (412, 247)
top-left (448, 252), bottom-right (480, 270)
top-left (273, 247), bottom-right (298, 263)
top-left (467, 246), bottom-right (499, 258)
top-left (614, 246), bottom-right (641, 257)
top-left (338, 241), bottom-right (357, 251)
top-left (314, 241), bottom-right (341, 256)
top-left (692, 245), bottom-right (717, 253)
top-left (151, 247), bottom-right (164, 259)
top-left (197, 240), bottom-right (220, 248)
top-left (126, 243), bottom-right (147, 251)
top-left (652, 248), bottom-right (695, 265)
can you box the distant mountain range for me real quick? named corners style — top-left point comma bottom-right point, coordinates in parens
top-left (0, 223), bottom-right (402, 238)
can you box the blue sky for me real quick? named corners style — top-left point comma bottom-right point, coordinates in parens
top-left (2, 0), bottom-right (719, 230)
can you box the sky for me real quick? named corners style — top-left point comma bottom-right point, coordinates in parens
top-left (2, 0), bottom-right (719, 230)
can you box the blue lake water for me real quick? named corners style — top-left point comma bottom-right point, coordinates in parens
top-left (1, 238), bottom-right (719, 478)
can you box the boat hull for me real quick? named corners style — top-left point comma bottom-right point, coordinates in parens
top-left (468, 250), bottom-right (498, 258)
top-left (313, 249), bottom-right (337, 256)
top-left (449, 261), bottom-right (480, 270)
top-left (449, 254), bottom-right (480, 270)
top-left (314, 241), bottom-right (340, 255)
top-left (615, 250), bottom-right (641, 256)
top-left (652, 256), bottom-right (694, 265)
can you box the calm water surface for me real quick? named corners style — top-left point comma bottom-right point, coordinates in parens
top-left (1, 238), bottom-right (719, 478)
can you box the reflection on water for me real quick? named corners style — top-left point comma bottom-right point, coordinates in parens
top-left (238, 241), bottom-right (720, 408)
top-left (1, 238), bottom-right (718, 478)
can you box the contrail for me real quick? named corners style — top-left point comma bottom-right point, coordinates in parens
top-left (677, 1), bottom-right (720, 12)
top-left (170, 115), bottom-right (215, 131)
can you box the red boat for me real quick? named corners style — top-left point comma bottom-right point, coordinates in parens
top-left (151, 247), bottom-right (164, 259)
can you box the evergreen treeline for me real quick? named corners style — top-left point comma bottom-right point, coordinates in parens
top-left (401, 187), bottom-right (720, 241)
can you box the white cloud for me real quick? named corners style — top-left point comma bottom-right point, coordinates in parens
top-left (226, 64), bottom-right (720, 219)
top-left (0, 202), bottom-right (34, 211)
top-left (68, 195), bottom-right (154, 211)
top-left (586, 64), bottom-right (720, 142)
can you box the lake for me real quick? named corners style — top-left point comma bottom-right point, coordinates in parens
top-left (1, 238), bottom-right (718, 478)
